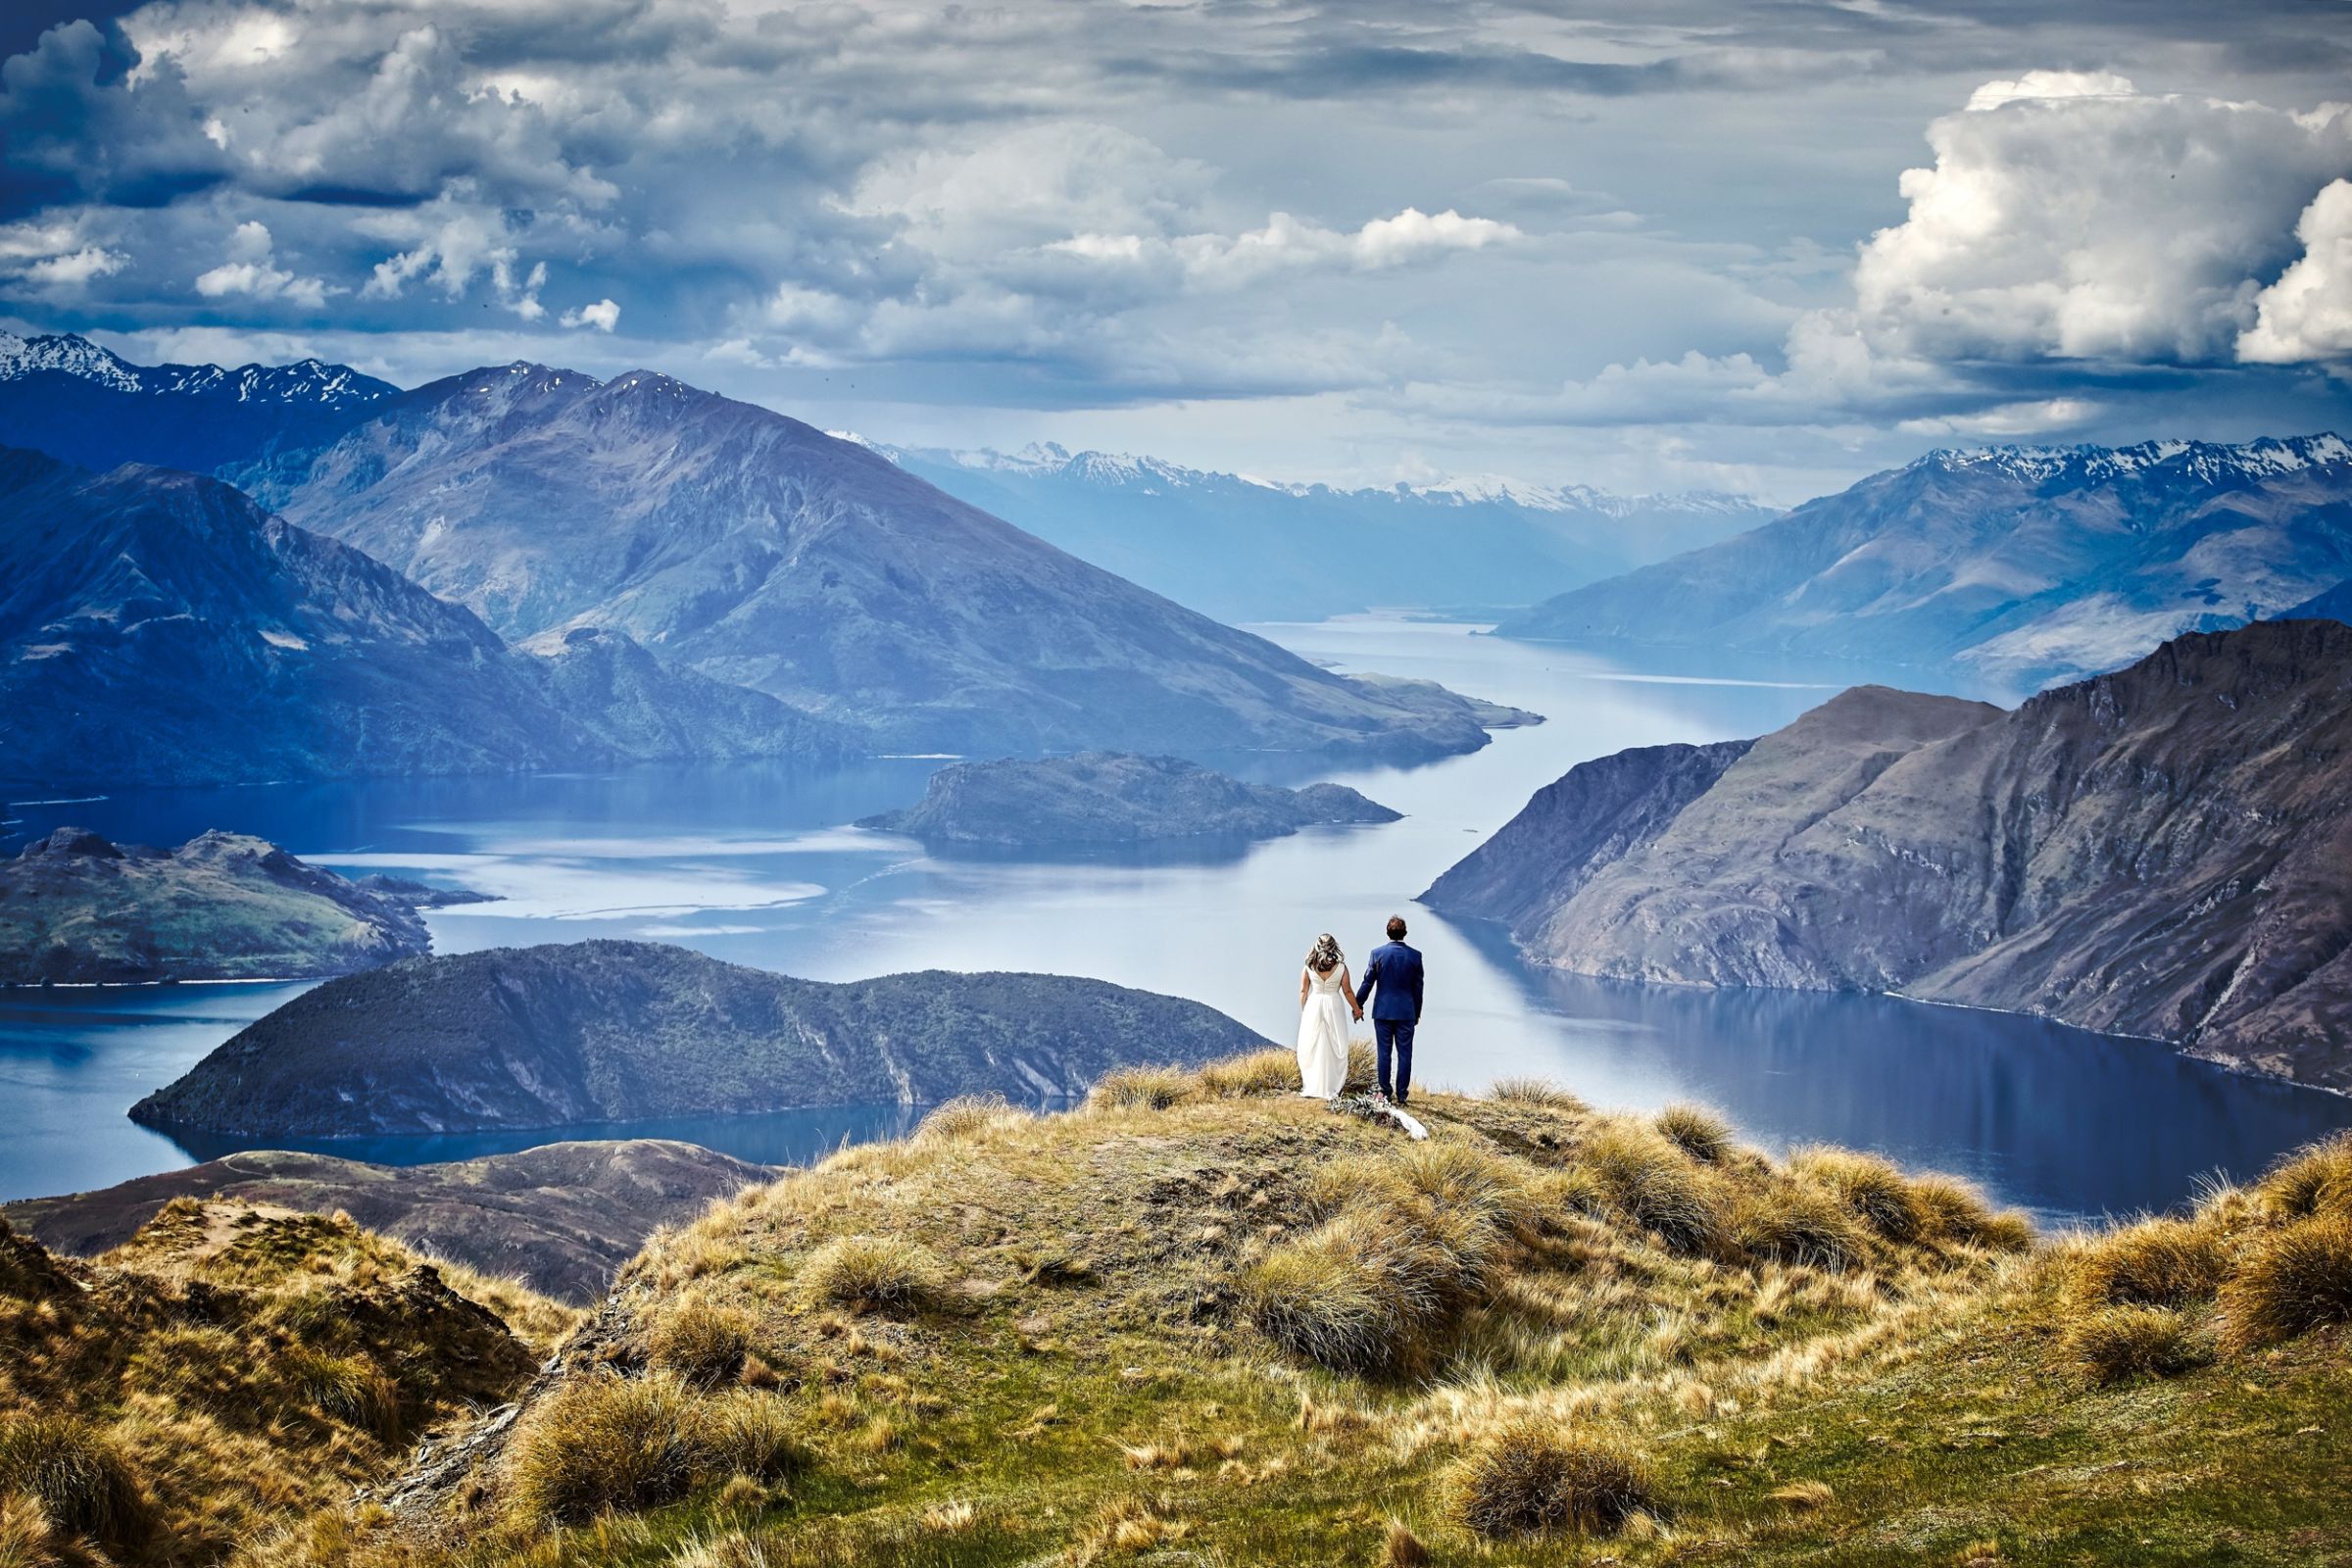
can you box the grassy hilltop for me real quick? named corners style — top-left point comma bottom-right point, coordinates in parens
top-left (8, 1050), bottom-right (2352, 1566)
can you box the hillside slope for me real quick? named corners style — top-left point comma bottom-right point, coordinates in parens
top-left (231, 365), bottom-right (1530, 760)
top-left (131, 940), bottom-right (1272, 1136)
top-left (0, 447), bottom-right (847, 788)
top-left (858, 752), bottom-right (1400, 845)
top-left (1499, 435), bottom-right (2352, 690)
top-left (1428, 619), bottom-right (2352, 1089)
top-left (4, 1140), bottom-right (768, 1302)
top-left (252, 1059), bottom-right (2352, 1568)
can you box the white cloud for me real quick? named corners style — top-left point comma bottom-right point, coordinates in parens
top-left (359, 190), bottom-right (549, 319)
top-left (561, 297), bottom-right (620, 331)
top-left (192, 221), bottom-right (335, 308)
top-left (1897, 397), bottom-right (2104, 438)
top-left (1851, 74), bottom-right (2352, 364)
top-left (2239, 179), bottom-right (2352, 364)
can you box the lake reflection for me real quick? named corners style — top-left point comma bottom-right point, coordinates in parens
top-left (3, 618), bottom-right (2345, 1219)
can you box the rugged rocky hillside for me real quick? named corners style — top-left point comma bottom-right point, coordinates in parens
top-left (131, 940), bottom-right (1271, 1137)
top-left (858, 753), bottom-right (1400, 846)
top-left (0, 446), bottom-right (849, 788)
top-left (0, 826), bottom-right (482, 985)
top-left (0, 330), bottom-right (392, 475)
top-left (880, 439), bottom-right (1774, 621)
top-left (230, 363), bottom-right (1529, 760)
top-left (1428, 619), bottom-right (2352, 1089)
top-left (237, 1057), bottom-right (2352, 1568)
top-left (1499, 434), bottom-right (2352, 690)
top-left (4, 1140), bottom-right (768, 1302)
top-left (0, 1200), bottom-right (564, 1568)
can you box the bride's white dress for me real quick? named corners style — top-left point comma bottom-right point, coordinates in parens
top-left (1297, 965), bottom-right (1352, 1098)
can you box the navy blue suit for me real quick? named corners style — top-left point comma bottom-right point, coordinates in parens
top-left (1354, 941), bottom-right (1424, 1101)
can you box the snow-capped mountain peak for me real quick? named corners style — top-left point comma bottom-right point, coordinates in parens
top-left (0, 330), bottom-right (144, 392)
top-left (1919, 432), bottom-right (2352, 487)
top-left (0, 330), bottom-right (394, 409)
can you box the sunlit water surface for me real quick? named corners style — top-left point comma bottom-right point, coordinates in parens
top-left (5, 620), bottom-right (2346, 1221)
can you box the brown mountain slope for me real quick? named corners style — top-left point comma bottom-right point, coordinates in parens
top-left (1426, 619), bottom-right (2352, 1089)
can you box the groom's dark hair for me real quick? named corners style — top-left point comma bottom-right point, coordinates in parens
top-left (1387, 915), bottom-right (1407, 940)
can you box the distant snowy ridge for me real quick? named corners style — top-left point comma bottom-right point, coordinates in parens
top-left (1920, 433), bottom-right (2352, 486)
top-left (0, 331), bottom-right (393, 409)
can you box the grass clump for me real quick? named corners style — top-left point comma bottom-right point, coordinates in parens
top-left (1581, 1125), bottom-right (1727, 1255)
top-left (1199, 1049), bottom-right (1298, 1097)
top-left (1492, 1077), bottom-right (1584, 1110)
top-left (650, 1298), bottom-right (757, 1389)
top-left (1238, 1211), bottom-right (1443, 1377)
top-left (2071, 1217), bottom-right (2229, 1308)
top-left (2065, 1305), bottom-right (2212, 1385)
top-left (798, 1236), bottom-right (944, 1314)
top-left (1908, 1174), bottom-right (2033, 1250)
top-left (0, 1414), bottom-right (146, 1548)
top-left (1445, 1420), bottom-right (1659, 1540)
top-left (2253, 1132), bottom-right (2352, 1219)
top-left (282, 1348), bottom-right (404, 1440)
top-left (1086, 1066), bottom-right (1195, 1112)
top-left (2218, 1212), bottom-right (2352, 1350)
top-left (1790, 1147), bottom-right (1923, 1243)
top-left (913, 1093), bottom-right (1014, 1144)
top-left (1731, 1182), bottom-right (1868, 1271)
top-left (1653, 1102), bottom-right (1732, 1164)
top-left (504, 1374), bottom-right (804, 1526)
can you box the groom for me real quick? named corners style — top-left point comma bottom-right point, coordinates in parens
top-left (1354, 914), bottom-right (1425, 1104)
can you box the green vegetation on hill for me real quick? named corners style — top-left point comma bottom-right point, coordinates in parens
top-left (206, 1054), bottom-right (2352, 1567)
top-left (0, 1201), bottom-right (570, 1567)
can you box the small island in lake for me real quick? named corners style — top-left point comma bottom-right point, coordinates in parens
top-left (0, 826), bottom-right (490, 985)
top-left (131, 939), bottom-right (1271, 1137)
top-left (858, 752), bottom-right (1402, 846)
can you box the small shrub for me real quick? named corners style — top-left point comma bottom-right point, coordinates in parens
top-left (2254, 1133), bottom-right (2352, 1220)
top-left (2072, 1218), bottom-right (2229, 1308)
top-left (1653, 1103), bottom-right (1732, 1164)
top-left (650, 1299), bottom-right (756, 1389)
top-left (1200, 1049), bottom-right (1299, 1097)
top-left (798, 1236), bottom-right (944, 1314)
top-left (2219, 1212), bottom-right (2352, 1350)
top-left (1087, 1066), bottom-right (1195, 1112)
top-left (914, 1094), bottom-right (1013, 1144)
top-left (0, 1415), bottom-right (145, 1546)
top-left (2065, 1305), bottom-right (2211, 1385)
top-left (1446, 1421), bottom-right (1659, 1540)
top-left (1582, 1127), bottom-right (1727, 1256)
top-left (1790, 1148), bottom-right (1923, 1243)
top-left (1731, 1184), bottom-right (1868, 1272)
top-left (1493, 1077), bottom-right (1584, 1111)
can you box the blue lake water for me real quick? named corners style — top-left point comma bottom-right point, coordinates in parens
top-left (4, 618), bottom-right (2347, 1222)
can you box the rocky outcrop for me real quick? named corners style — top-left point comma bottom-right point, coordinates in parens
top-left (4, 1140), bottom-right (770, 1302)
top-left (0, 826), bottom-right (484, 984)
top-left (131, 940), bottom-right (1272, 1136)
top-left (858, 753), bottom-right (1401, 845)
top-left (1498, 434), bottom-right (2352, 691)
top-left (0, 446), bottom-right (850, 787)
top-left (231, 363), bottom-right (1530, 760)
top-left (1427, 620), bottom-right (2352, 1090)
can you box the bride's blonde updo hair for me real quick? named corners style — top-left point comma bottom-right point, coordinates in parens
top-left (1307, 933), bottom-right (1344, 974)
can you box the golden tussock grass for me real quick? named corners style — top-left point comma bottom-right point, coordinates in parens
top-left (912, 1094), bottom-right (1022, 1145)
top-left (1730, 1182), bottom-right (1868, 1272)
top-left (796, 1237), bottom-right (945, 1314)
top-left (0, 1412), bottom-right (148, 1551)
top-left (1198, 1049), bottom-right (1299, 1098)
top-left (1653, 1102), bottom-right (1733, 1164)
top-left (649, 1298), bottom-right (757, 1389)
top-left (2217, 1212), bottom-right (2352, 1350)
top-left (1491, 1077), bottom-right (1584, 1111)
top-left (1443, 1419), bottom-right (1659, 1540)
top-left (2253, 1132), bottom-right (2352, 1220)
top-left (1085, 1066), bottom-right (1196, 1112)
top-left (1381, 1518), bottom-right (1432, 1565)
top-left (2069, 1217), bottom-right (2229, 1308)
top-left (1788, 1147), bottom-right (1923, 1243)
top-left (2063, 1304), bottom-right (2212, 1385)
top-left (1581, 1124), bottom-right (1729, 1256)
top-left (1769, 1478), bottom-right (1836, 1510)
top-left (502, 1373), bottom-right (804, 1526)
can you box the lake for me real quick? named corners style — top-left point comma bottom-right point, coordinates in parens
top-left (4, 618), bottom-right (2346, 1222)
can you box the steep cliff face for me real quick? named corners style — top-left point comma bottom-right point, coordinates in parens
top-left (1427, 621), bottom-right (2352, 1089)
top-left (131, 940), bottom-right (1272, 1135)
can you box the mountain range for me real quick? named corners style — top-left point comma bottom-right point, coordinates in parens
top-left (1497, 435), bottom-right (2352, 691)
top-left (873, 440), bottom-right (1776, 622)
top-left (222, 364), bottom-right (1523, 759)
top-left (0, 445), bottom-right (848, 787)
top-left (0, 329), bottom-right (394, 475)
top-left (1426, 618), bottom-right (2352, 1090)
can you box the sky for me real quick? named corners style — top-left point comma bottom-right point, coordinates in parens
top-left (2, 0), bottom-right (2350, 503)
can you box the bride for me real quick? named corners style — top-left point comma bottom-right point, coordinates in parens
top-left (1296, 932), bottom-right (1361, 1099)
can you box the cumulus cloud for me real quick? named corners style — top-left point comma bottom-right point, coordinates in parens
top-left (192, 220), bottom-right (333, 306)
top-left (358, 189), bottom-right (549, 319)
top-left (1851, 72), bottom-right (2352, 364)
top-left (2239, 179), bottom-right (2352, 364)
top-left (561, 296), bottom-right (619, 331)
